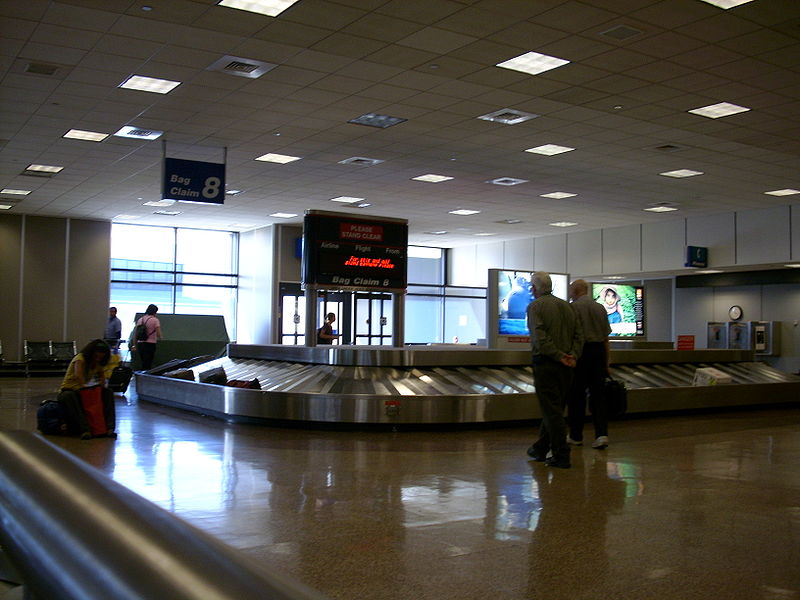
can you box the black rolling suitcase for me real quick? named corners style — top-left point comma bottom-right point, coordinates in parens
top-left (108, 366), bottom-right (133, 393)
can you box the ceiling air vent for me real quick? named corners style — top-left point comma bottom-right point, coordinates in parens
top-left (599, 25), bottom-right (643, 41)
top-left (338, 157), bottom-right (384, 166)
top-left (348, 113), bottom-right (407, 128)
top-left (487, 177), bottom-right (528, 186)
top-left (26, 62), bottom-right (60, 76)
top-left (650, 143), bottom-right (686, 153)
top-left (478, 108), bottom-right (539, 125)
top-left (207, 55), bottom-right (277, 79)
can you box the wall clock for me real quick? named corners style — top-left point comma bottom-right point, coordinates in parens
top-left (728, 305), bottom-right (743, 321)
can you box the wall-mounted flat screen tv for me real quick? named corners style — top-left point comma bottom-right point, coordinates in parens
top-left (591, 283), bottom-right (644, 337)
top-left (492, 270), bottom-right (568, 339)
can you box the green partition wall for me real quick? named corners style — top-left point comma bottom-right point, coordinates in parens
top-left (129, 314), bottom-right (229, 370)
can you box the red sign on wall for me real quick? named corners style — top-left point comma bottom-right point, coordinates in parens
top-left (676, 335), bottom-right (695, 350)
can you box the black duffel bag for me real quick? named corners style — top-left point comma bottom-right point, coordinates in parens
top-left (605, 376), bottom-right (628, 418)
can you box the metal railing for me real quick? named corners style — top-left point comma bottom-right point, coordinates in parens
top-left (0, 431), bottom-right (329, 600)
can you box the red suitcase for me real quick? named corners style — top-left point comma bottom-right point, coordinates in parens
top-left (80, 386), bottom-right (107, 436)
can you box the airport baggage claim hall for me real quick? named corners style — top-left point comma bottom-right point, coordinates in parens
top-left (1, 1), bottom-right (799, 599)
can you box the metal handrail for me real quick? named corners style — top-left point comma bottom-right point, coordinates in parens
top-left (0, 431), bottom-right (329, 600)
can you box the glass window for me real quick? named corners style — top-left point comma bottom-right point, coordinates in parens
top-left (408, 246), bottom-right (443, 285)
top-left (110, 224), bottom-right (238, 340)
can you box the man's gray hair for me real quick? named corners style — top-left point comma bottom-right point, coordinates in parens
top-left (532, 271), bottom-right (552, 294)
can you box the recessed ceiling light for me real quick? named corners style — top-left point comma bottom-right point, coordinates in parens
top-left (605, 276), bottom-right (626, 280)
top-left (225, 189), bottom-right (242, 195)
top-left (118, 75), bottom-right (181, 94)
top-left (63, 129), bottom-right (109, 142)
top-left (487, 177), bottom-right (528, 186)
top-left (477, 108), bottom-right (539, 125)
top-left (540, 192), bottom-right (577, 199)
top-left (688, 102), bottom-right (750, 119)
top-left (154, 210), bottom-right (181, 216)
top-left (644, 204), bottom-right (679, 212)
top-left (143, 200), bottom-right (176, 207)
top-left (113, 214), bottom-right (140, 220)
top-left (765, 189), bottom-right (800, 196)
top-left (785, 264), bottom-right (800, 268)
top-left (114, 126), bottom-right (163, 140)
top-left (425, 231), bottom-right (448, 235)
top-left (218, 0), bottom-right (300, 17)
top-left (496, 51), bottom-right (570, 76)
top-left (26, 164), bottom-right (63, 173)
top-left (1, 189), bottom-right (31, 196)
top-left (413, 174), bottom-right (453, 183)
top-left (475, 232), bottom-right (496, 236)
top-left (659, 169), bottom-right (703, 178)
top-left (549, 221), bottom-right (577, 227)
top-left (525, 144), bottom-right (575, 156)
top-left (0, 204), bottom-right (13, 210)
top-left (270, 212), bottom-right (297, 218)
top-left (348, 113), bottom-right (407, 128)
top-left (698, 0), bottom-right (755, 9)
top-left (255, 153), bottom-right (301, 164)
top-left (694, 270), bottom-right (723, 274)
top-left (330, 196), bottom-right (364, 204)
top-left (356, 203), bottom-right (372, 208)
top-left (449, 209), bottom-right (480, 216)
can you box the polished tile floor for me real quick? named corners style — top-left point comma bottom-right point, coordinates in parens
top-left (1, 376), bottom-right (799, 600)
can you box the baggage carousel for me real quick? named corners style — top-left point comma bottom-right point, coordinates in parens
top-left (134, 344), bottom-right (800, 426)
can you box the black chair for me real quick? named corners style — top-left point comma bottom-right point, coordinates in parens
top-left (51, 341), bottom-right (77, 368)
top-left (24, 341), bottom-right (53, 376)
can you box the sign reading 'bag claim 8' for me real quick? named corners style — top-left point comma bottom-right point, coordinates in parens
top-left (302, 210), bottom-right (408, 292)
top-left (162, 157), bottom-right (225, 204)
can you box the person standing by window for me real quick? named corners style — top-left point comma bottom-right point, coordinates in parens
top-left (317, 312), bottom-right (339, 345)
top-left (132, 304), bottom-right (162, 370)
top-left (104, 306), bottom-right (122, 351)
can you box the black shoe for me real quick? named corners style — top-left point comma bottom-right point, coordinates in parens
top-left (545, 456), bottom-right (571, 469)
top-left (526, 446), bottom-right (547, 461)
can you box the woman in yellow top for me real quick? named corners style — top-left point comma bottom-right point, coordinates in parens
top-left (57, 339), bottom-right (116, 439)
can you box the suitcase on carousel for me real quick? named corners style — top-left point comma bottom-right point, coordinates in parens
top-left (108, 365), bottom-right (134, 393)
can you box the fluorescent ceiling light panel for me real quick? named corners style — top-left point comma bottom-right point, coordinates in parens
top-left (154, 210), bottom-right (181, 215)
top-left (549, 221), bottom-right (577, 227)
top-left (1, 189), bottom-right (31, 195)
top-left (449, 209), bottom-right (480, 216)
top-left (698, 0), bottom-right (755, 8)
top-left (425, 230), bottom-right (448, 235)
top-left (695, 270), bottom-right (723, 274)
top-left (113, 214), bottom-right (140, 220)
top-left (218, 0), bottom-right (300, 17)
top-left (0, 204), bottom-right (13, 210)
top-left (114, 126), bottom-right (163, 140)
top-left (525, 144), bottom-right (575, 156)
top-left (784, 264), bottom-right (800, 268)
top-left (540, 192), bottom-right (577, 199)
top-left (644, 205), bottom-right (679, 212)
top-left (412, 174), bottom-right (453, 183)
top-left (496, 51), bottom-right (570, 76)
top-left (765, 189), bottom-right (800, 196)
top-left (477, 108), bottom-right (539, 125)
top-left (659, 169), bottom-right (703, 178)
top-left (475, 232), bottom-right (496, 236)
top-left (119, 75), bottom-right (180, 94)
top-left (356, 203), bottom-right (371, 208)
top-left (225, 189), bottom-right (242, 195)
top-left (63, 129), bottom-right (109, 142)
top-left (270, 212), bottom-right (297, 218)
top-left (330, 196), bottom-right (364, 204)
top-left (255, 153), bottom-right (301, 164)
top-left (143, 200), bottom-right (176, 207)
top-left (26, 164), bottom-right (63, 173)
top-left (688, 102), bottom-right (750, 118)
top-left (605, 276), bottom-right (625, 280)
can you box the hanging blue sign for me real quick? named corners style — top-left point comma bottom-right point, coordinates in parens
top-left (162, 157), bottom-right (225, 204)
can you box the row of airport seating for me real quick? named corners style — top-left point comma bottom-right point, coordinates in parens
top-left (0, 340), bottom-right (77, 376)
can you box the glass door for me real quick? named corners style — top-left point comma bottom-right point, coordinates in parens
top-left (354, 292), bottom-right (393, 345)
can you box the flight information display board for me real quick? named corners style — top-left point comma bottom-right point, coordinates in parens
top-left (302, 211), bottom-right (408, 292)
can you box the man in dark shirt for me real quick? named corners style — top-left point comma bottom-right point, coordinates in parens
top-left (526, 272), bottom-right (583, 468)
top-left (567, 279), bottom-right (612, 449)
top-left (104, 307), bottom-right (122, 351)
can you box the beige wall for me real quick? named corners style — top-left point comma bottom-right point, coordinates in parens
top-left (0, 215), bottom-right (110, 361)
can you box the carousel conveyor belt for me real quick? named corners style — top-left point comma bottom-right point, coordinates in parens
top-left (134, 349), bottom-right (800, 426)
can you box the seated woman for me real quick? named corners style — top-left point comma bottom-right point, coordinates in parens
top-left (57, 339), bottom-right (116, 440)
